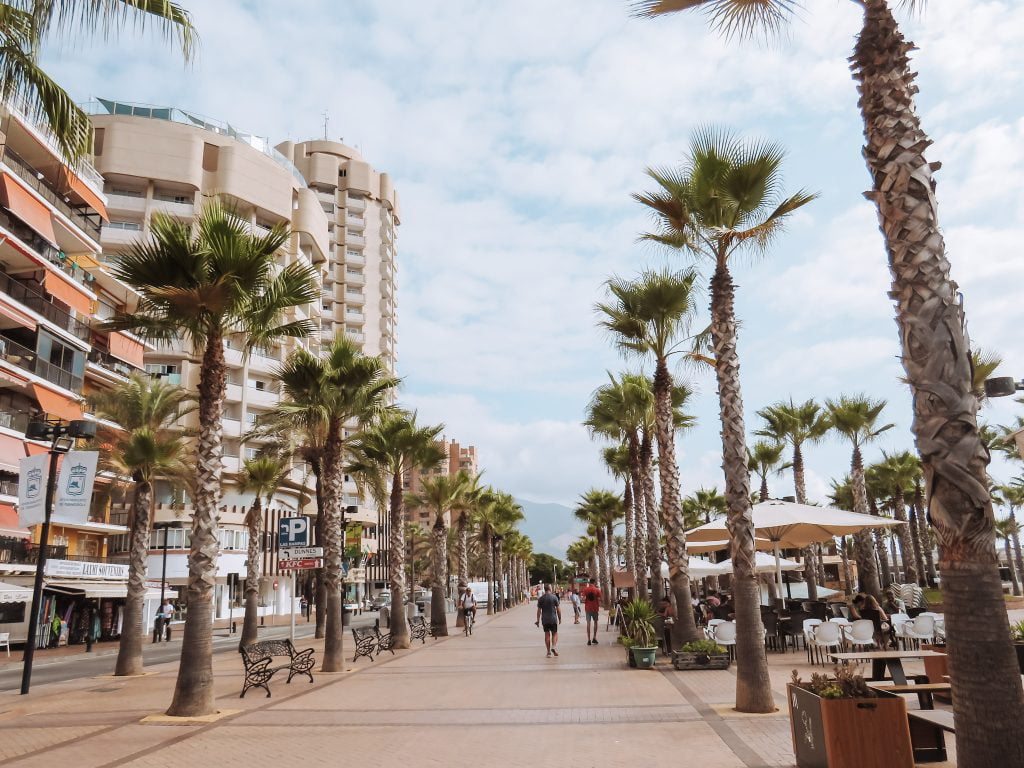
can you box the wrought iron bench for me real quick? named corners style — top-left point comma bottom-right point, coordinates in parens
top-left (408, 615), bottom-right (430, 644)
top-left (352, 626), bottom-right (379, 661)
top-left (374, 626), bottom-right (395, 656)
top-left (239, 639), bottom-right (315, 698)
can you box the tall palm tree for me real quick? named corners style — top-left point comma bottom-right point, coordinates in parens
top-left (601, 443), bottom-right (643, 596)
top-left (995, 483), bottom-right (1024, 592)
top-left (574, 489), bottom-right (621, 609)
top-left (745, 441), bottom-right (788, 504)
top-left (828, 478), bottom-right (858, 597)
top-left (826, 395), bottom-right (894, 601)
top-left (0, 0), bottom-right (195, 161)
top-left (272, 338), bottom-right (397, 671)
top-left (491, 495), bottom-right (524, 612)
top-left (971, 349), bottom-right (1003, 405)
top-left (406, 473), bottom-right (471, 636)
top-left (346, 412), bottom-right (445, 649)
top-left (634, 2), bottom-right (1024, 758)
top-left (874, 450), bottom-right (925, 586)
top-left (756, 398), bottom-right (831, 598)
top-left (237, 455), bottom-right (287, 648)
top-left (634, 130), bottom-right (813, 712)
top-left (454, 472), bottom-right (486, 593)
top-left (89, 374), bottom-right (191, 677)
top-left (596, 268), bottom-right (703, 645)
top-left (996, 518), bottom-right (1021, 598)
top-left (863, 463), bottom-right (895, 587)
top-left (108, 202), bottom-right (318, 716)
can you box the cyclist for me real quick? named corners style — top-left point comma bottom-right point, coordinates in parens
top-left (460, 587), bottom-right (477, 633)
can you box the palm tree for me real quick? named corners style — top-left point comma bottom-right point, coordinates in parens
top-left (756, 398), bottom-right (831, 598)
top-left (746, 441), bottom-right (788, 504)
top-left (574, 489), bottom-right (622, 609)
top-left (634, 2), bottom-right (1024, 758)
top-left (995, 483), bottom-right (1024, 593)
top-left (864, 463), bottom-right (895, 587)
top-left (873, 450), bottom-right (923, 586)
top-left (406, 473), bottom-right (471, 636)
top-left (271, 337), bottom-right (397, 671)
top-left (0, 0), bottom-right (194, 161)
top-left (828, 478), bottom-right (857, 597)
top-left (491, 495), bottom-right (524, 612)
top-left (566, 537), bottom-right (597, 577)
top-left (826, 395), bottom-right (893, 601)
top-left (634, 130), bottom-right (813, 713)
top-left (237, 455), bottom-right (288, 648)
top-left (88, 374), bottom-right (191, 677)
top-left (971, 349), bottom-right (1003, 405)
top-left (996, 518), bottom-right (1021, 597)
top-left (108, 202), bottom-right (318, 716)
top-left (601, 443), bottom-right (643, 596)
top-left (596, 268), bottom-right (703, 645)
top-left (454, 472), bottom-right (486, 594)
top-left (346, 412), bottom-right (445, 649)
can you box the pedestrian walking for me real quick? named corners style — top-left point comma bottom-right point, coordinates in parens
top-left (581, 577), bottom-right (602, 645)
top-left (658, 595), bottom-right (675, 653)
top-left (534, 584), bottom-right (561, 657)
top-left (570, 589), bottom-right (582, 624)
top-left (159, 600), bottom-right (174, 641)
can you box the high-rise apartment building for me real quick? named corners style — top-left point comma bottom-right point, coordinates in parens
top-left (406, 438), bottom-right (479, 527)
top-left (86, 100), bottom-right (399, 618)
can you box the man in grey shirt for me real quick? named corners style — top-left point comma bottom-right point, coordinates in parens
top-left (534, 584), bottom-right (561, 657)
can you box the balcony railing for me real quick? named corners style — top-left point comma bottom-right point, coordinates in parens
top-left (0, 478), bottom-right (17, 496)
top-left (0, 541), bottom-right (67, 564)
top-left (0, 271), bottom-right (91, 341)
top-left (0, 409), bottom-right (30, 433)
top-left (0, 146), bottom-right (102, 240)
top-left (87, 348), bottom-right (137, 378)
top-left (0, 335), bottom-right (83, 392)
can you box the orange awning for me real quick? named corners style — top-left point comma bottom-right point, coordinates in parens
top-left (62, 171), bottom-right (108, 222)
top-left (0, 296), bottom-right (36, 329)
top-left (0, 433), bottom-right (25, 470)
top-left (0, 174), bottom-right (57, 245)
top-left (0, 502), bottom-right (21, 530)
top-left (42, 271), bottom-right (92, 315)
top-left (108, 331), bottom-right (144, 369)
top-left (31, 383), bottom-right (82, 421)
top-left (25, 441), bottom-right (47, 456)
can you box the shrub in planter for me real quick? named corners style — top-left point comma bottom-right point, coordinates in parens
top-left (618, 636), bottom-right (637, 668)
top-left (788, 667), bottom-right (913, 768)
top-left (622, 599), bottom-right (658, 669)
top-left (673, 639), bottom-right (731, 670)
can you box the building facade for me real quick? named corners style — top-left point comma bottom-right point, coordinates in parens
top-left (406, 438), bottom-right (479, 527)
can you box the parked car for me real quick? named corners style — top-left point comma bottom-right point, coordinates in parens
top-left (371, 592), bottom-right (391, 611)
top-left (343, 600), bottom-right (360, 612)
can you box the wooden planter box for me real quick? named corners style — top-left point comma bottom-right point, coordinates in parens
top-left (672, 651), bottom-right (731, 670)
top-left (788, 684), bottom-right (914, 768)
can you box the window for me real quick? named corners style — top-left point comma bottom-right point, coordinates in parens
top-left (246, 412), bottom-right (258, 426)
top-left (93, 128), bottom-right (105, 155)
top-left (0, 601), bottom-right (26, 623)
top-left (107, 220), bottom-right (142, 231)
top-left (202, 143), bottom-right (219, 172)
top-left (339, 169), bottom-right (347, 177)
top-left (109, 186), bottom-right (143, 198)
top-left (146, 363), bottom-right (179, 376)
top-left (36, 331), bottom-right (85, 379)
top-left (154, 190), bottom-right (191, 205)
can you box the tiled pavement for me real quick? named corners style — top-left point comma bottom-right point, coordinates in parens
top-left (0, 605), bottom-right (956, 768)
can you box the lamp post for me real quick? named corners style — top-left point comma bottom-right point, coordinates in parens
top-left (20, 418), bottom-right (96, 696)
top-left (984, 377), bottom-right (1024, 457)
top-left (152, 521), bottom-right (182, 642)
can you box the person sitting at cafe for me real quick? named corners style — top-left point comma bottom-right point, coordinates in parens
top-left (851, 592), bottom-right (890, 647)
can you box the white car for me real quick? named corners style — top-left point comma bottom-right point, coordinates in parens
top-left (343, 601), bottom-right (359, 611)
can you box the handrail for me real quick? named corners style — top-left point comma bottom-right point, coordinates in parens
top-left (0, 271), bottom-right (91, 341)
top-left (0, 334), bottom-right (84, 392)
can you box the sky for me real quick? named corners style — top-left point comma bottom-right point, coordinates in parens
top-left (41, 1), bottom-right (1024, 510)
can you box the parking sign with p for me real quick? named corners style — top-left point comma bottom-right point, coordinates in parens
top-left (278, 517), bottom-right (309, 548)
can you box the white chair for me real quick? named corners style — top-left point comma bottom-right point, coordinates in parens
top-left (847, 619), bottom-right (876, 651)
top-left (802, 618), bottom-right (822, 649)
top-left (712, 621), bottom-right (737, 659)
top-left (890, 612), bottom-right (911, 649)
top-left (705, 618), bottom-right (725, 640)
top-left (902, 615), bottom-right (936, 648)
top-left (0, 632), bottom-right (9, 657)
top-left (829, 617), bottom-right (852, 649)
top-left (808, 622), bottom-right (844, 666)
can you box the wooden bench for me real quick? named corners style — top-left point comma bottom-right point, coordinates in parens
top-left (868, 682), bottom-right (952, 710)
top-left (907, 709), bottom-right (955, 763)
top-left (239, 639), bottom-right (315, 698)
top-left (408, 615), bottom-right (430, 644)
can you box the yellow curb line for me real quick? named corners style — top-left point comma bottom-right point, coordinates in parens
top-left (140, 709), bottom-right (241, 726)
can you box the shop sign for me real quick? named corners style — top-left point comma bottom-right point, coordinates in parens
top-left (44, 559), bottom-right (129, 579)
top-left (278, 558), bottom-right (321, 571)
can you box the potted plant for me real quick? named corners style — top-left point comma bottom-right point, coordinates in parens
top-left (1011, 619), bottom-right (1024, 674)
top-left (618, 636), bottom-right (637, 668)
top-left (788, 667), bottom-right (913, 768)
top-left (622, 599), bottom-right (658, 669)
top-left (673, 639), bottom-right (730, 670)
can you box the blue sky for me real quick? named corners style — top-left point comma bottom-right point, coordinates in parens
top-left (42, 1), bottom-right (1024, 508)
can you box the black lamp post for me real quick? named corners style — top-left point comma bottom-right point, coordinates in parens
top-left (152, 521), bottom-right (182, 642)
top-left (20, 417), bottom-right (96, 696)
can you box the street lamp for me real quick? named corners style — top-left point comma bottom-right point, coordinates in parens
top-left (983, 377), bottom-right (1024, 399)
top-left (20, 418), bottom-right (96, 696)
top-left (152, 521), bottom-right (183, 642)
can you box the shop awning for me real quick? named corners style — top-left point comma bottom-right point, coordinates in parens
top-left (42, 271), bottom-right (92, 315)
top-left (0, 579), bottom-right (32, 603)
top-left (0, 433), bottom-right (26, 471)
top-left (0, 502), bottom-right (19, 528)
top-left (0, 296), bottom-right (37, 330)
top-left (32, 383), bottom-right (83, 421)
top-left (46, 580), bottom-right (128, 599)
top-left (61, 171), bottom-right (108, 222)
top-left (0, 174), bottom-right (57, 245)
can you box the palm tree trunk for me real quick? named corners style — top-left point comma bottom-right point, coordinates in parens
top-left (588, 552), bottom-right (598, 590)
top-left (907, 505), bottom-right (927, 587)
top-left (915, 480), bottom-right (938, 587)
top-left (652, 358), bottom-right (701, 646)
top-left (640, 430), bottom-right (664, 604)
top-left (457, 514), bottom-right (469, 588)
top-left (312, 464), bottom-right (326, 639)
top-left (430, 516), bottom-right (449, 636)
top-left (891, 488), bottom-right (919, 585)
top-left (167, 335), bottom-right (225, 717)
top-left (853, 3), bottom-right (1024, 760)
top-left (114, 480), bottom-right (152, 676)
top-left (869, 496), bottom-right (893, 587)
top-left (605, 522), bottom-right (615, 603)
top-left (388, 471), bottom-right (410, 649)
top-left (485, 532), bottom-right (494, 615)
top-left (791, 444), bottom-right (819, 601)
top-left (1005, 538), bottom-right (1021, 597)
top-left (319, 420), bottom-right (345, 672)
top-left (623, 473), bottom-right (640, 598)
top-left (596, 529), bottom-right (610, 609)
top-left (1011, 508), bottom-right (1024, 591)
top-left (840, 537), bottom-right (853, 598)
top-left (240, 497), bottom-right (262, 648)
top-left (709, 262), bottom-right (772, 713)
top-left (495, 540), bottom-right (505, 612)
top-left (850, 446), bottom-right (883, 600)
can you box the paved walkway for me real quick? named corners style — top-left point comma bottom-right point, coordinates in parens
top-left (0, 604), bottom-right (956, 768)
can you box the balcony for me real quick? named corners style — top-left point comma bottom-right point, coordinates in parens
top-left (345, 251), bottom-right (365, 267)
top-left (345, 271), bottom-right (365, 286)
top-left (0, 335), bottom-right (83, 392)
top-left (0, 146), bottom-right (102, 241)
top-left (344, 310), bottom-right (365, 324)
top-left (0, 478), bottom-right (17, 496)
top-left (345, 291), bottom-right (365, 305)
top-left (345, 232), bottom-right (366, 248)
top-left (346, 215), bottom-right (365, 231)
top-left (222, 417), bottom-right (242, 437)
top-left (104, 192), bottom-right (147, 214)
top-left (86, 349), bottom-right (137, 380)
top-left (344, 330), bottom-right (364, 343)
top-left (345, 195), bottom-right (367, 212)
top-left (0, 271), bottom-right (91, 341)
top-left (0, 209), bottom-right (94, 292)
top-left (0, 409), bottom-right (30, 434)
top-left (380, 278), bottom-right (393, 298)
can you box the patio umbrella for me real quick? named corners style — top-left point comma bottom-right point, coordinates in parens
top-left (685, 500), bottom-right (905, 599)
top-left (717, 552), bottom-right (803, 574)
top-left (660, 557), bottom-right (729, 580)
top-left (685, 539), bottom-right (775, 554)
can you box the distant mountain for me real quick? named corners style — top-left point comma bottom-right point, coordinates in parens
top-left (515, 498), bottom-right (584, 559)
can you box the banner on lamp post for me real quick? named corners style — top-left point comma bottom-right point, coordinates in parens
top-left (17, 453), bottom-right (50, 527)
top-left (52, 450), bottom-right (99, 523)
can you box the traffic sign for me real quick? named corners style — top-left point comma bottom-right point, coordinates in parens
top-left (278, 517), bottom-right (309, 547)
top-left (280, 546), bottom-right (323, 560)
top-left (279, 558), bottom-right (322, 570)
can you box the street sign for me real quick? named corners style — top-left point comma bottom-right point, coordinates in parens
top-left (278, 517), bottom-right (309, 548)
top-left (279, 558), bottom-right (322, 570)
top-left (280, 546), bottom-right (324, 560)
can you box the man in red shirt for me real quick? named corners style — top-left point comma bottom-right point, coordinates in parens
top-left (581, 577), bottom-right (602, 645)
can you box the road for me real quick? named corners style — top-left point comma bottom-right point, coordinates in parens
top-left (0, 612), bottom-right (380, 692)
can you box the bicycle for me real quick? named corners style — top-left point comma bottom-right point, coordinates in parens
top-left (463, 609), bottom-right (475, 636)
